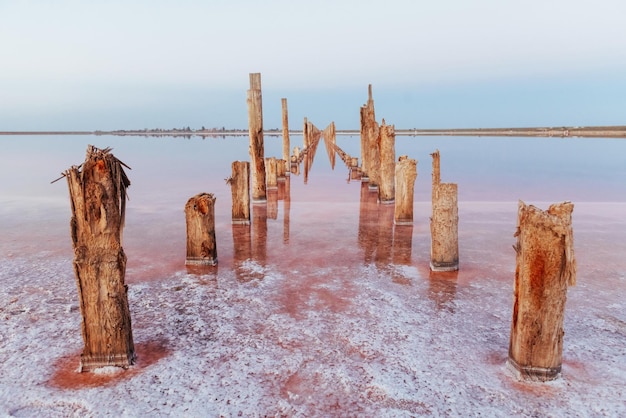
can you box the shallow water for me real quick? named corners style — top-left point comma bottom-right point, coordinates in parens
top-left (1, 134), bottom-right (625, 416)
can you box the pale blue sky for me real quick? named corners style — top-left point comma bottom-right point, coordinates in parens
top-left (1, 0), bottom-right (625, 130)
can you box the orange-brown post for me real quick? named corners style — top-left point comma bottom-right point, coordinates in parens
top-left (228, 161), bottom-right (250, 225)
top-left (185, 193), bottom-right (218, 266)
top-left (247, 73), bottom-right (266, 202)
top-left (378, 120), bottom-right (396, 203)
top-left (394, 155), bottom-right (417, 225)
top-left (65, 145), bottom-right (135, 372)
top-left (430, 150), bottom-right (459, 271)
top-left (265, 157), bottom-right (278, 190)
top-left (508, 201), bottom-right (576, 381)
top-left (282, 98), bottom-right (290, 176)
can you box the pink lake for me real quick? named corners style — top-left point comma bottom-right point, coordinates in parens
top-left (0, 134), bottom-right (624, 416)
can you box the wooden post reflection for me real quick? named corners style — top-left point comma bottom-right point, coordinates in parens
top-left (428, 271), bottom-right (458, 312)
top-left (358, 181), bottom-right (379, 263)
top-left (283, 176), bottom-right (291, 243)
top-left (375, 203), bottom-right (395, 268)
top-left (267, 189), bottom-right (278, 220)
top-left (231, 223), bottom-right (253, 281)
top-left (390, 224), bottom-right (414, 285)
top-left (252, 203), bottom-right (267, 266)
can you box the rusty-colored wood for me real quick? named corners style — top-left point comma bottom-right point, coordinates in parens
top-left (227, 161), bottom-right (250, 225)
top-left (65, 145), bottom-right (135, 372)
top-left (508, 200), bottom-right (576, 381)
top-left (265, 157), bottom-right (278, 190)
top-left (185, 193), bottom-right (218, 266)
top-left (379, 120), bottom-right (396, 203)
top-left (247, 73), bottom-right (266, 202)
top-left (394, 155), bottom-right (417, 225)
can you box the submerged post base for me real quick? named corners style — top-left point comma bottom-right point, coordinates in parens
top-left (79, 352), bottom-right (136, 373)
top-left (430, 261), bottom-right (459, 272)
top-left (506, 357), bottom-right (561, 382)
top-left (185, 257), bottom-right (217, 266)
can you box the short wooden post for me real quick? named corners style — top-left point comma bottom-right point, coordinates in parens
top-left (65, 145), bottom-right (135, 372)
top-left (227, 161), bottom-right (250, 225)
top-left (394, 155), bottom-right (417, 225)
top-left (277, 159), bottom-right (287, 179)
top-left (378, 120), bottom-right (396, 203)
top-left (185, 193), bottom-right (218, 266)
top-left (282, 98), bottom-right (290, 176)
top-left (430, 150), bottom-right (459, 271)
top-left (265, 157), bottom-right (278, 189)
top-left (508, 200), bottom-right (576, 381)
top-left (247, 73), bottom-right (266, 202)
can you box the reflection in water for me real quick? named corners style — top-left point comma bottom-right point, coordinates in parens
top-left (267, 189), bottom-right (278, 220)
top-left (252, 203), bottom-right (267, 267)
top-left (391, 224), bottom-right (414, 285)
top-left (358, 182), bottom-right (379, 263)
top-left (427, 270), bottom-right (458, 312)
top-left (282, 176), bottom-right (290, 244)
top-left (375, 204), bottom-right (394, 268)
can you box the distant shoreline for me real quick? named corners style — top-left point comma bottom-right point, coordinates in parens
top-left (1, 126), bottom-right (625, 138)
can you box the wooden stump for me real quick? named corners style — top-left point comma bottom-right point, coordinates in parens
top-left (185, 193), bottom-right (218, 266)
top-left (430, 150), bottom-right (459, 271)
top-left (508, 200), bottom-right (576, 381)
top-left (282, 98), bottom-right (290, 176)
top-left (379, 120), bottom-right (396, 203)
top-left (65, 145), bottom-right (135, 372)
top-left (247, 73), bottom-right (266, 202)
top-left (265, 157), bottom-right (278, 190)
top-left (360, 84), bottom-right (376, 179)
top-left (394, 155), bottom-right (417, 225)
top-left (227, 161), bottom-right (250, 225)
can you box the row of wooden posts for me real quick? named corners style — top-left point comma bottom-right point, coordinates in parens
top-left (62, 73), bottom-right (576, 383)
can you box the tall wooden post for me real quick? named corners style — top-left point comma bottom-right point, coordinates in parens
top-left (265, 157), bottom-right (278, 190)
top-left (65, 145), bottom-right (135, 372)
top-left (322, 121), bottom-right (337, 170)
top-left (281, 98), bottom-right (290, 176)
top-left (394, 155), bottom-right (417, 225)
top-left (379, 120), bottom-right (396, 203)
top-left (247, 73), bottom-right (266, 202)
top-left (430, 150), bottom-right (459, 271)
top-left (508, 201), bottom-right (576, 381)
top-left (185, 193), bottom-right (217, 266)
top-left (228, 161), bottom-right (250, 225)
top-left (303, 117), bottom-right (310, 149)
top-left (360, 84), bottom-right (377, 180)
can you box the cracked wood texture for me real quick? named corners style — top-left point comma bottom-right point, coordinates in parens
top-left (378, 121), bottom-right (396, 203)
top-left (360, 84), bottom-right (378, 181)
top-left (185, 193), bottom-right (218, 266)
top-left (247, 73), bottom-right (266, 202)
top-left (430, 150), bottom-right (459, 271)
top-left (65, 145), bottom-right (135, 372)
top-left (281, 98), bottom-right (290, 175)
top-left (508, 200), bottom-right (576, 381)
top-left (394, 155), bottom-right (417, 225)
top-left (229, 161), bottom-right (250, 224)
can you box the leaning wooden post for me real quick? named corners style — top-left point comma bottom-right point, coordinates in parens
top-left (378, 120), bottom-right (396, 203)
top-left (394, 155), bottom-right (417, 225)
top-left (508, 201), bottom-right (576, 381)
top-left (281, 98), bottom-right (290, 176)
top-left (65, 145), bottom-right (135, 372)
top-left (247, 73), bottom-right (266, 202)
top-left (430, 150), bottom-right (459, 271)
top-left (227, 161), bottom-right (250, 225)
top-left (185, 193), bottom-right (218, 266)
top-left (265, 157), bottom-right (278, 190)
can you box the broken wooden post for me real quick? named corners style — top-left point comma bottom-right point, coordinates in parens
top-left (185, 193), bottom-right (218, 266)
top-left (430, 150), bottom-right (459, 271)
top-left (282, 98), bottom-right (290, 176)
top-left (360, 84), bottom-right (377, 180)
top-left (265, 157), bottom-right (278, 190)
top-left (378, 120), bottom-right (396, 203)
top-left (508, 200), bottom-right (576, 381)
top-left (227, 161), bottom-right (250, 225)
top-left (65, 145), bottom-right (135, 372)
top-left (394, 155), bottom-right (417, 225)
top-left (247, 72), bottom-right (266, 202)
top-left (277, 159), bottom-right (287, 179)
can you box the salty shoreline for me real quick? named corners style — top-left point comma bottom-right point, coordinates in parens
top-left (2, 125), bottom-right (626, 138)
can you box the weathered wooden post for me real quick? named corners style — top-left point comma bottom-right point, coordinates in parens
top-left (360, 84), bottom-right (377, 180)
top-left (247, 73), bottom-right (266, 202)
top-left (185, 193), bottom-right (218, 266)
top-left (430, 150), bottom-right (459, 271)
top-left (394, 155), bottom-right (417, 225)
top-left (227, 160), bottom-right (250, 225)
top-left (303, 117), bottom-right (310, 149)
top-left (277, 159), bottom-right (287, 179)
top-left (282, 98), bottom-right (290, 176)
top-left (64, 145), bottom-right (135, 372)
top-left (322, 121), bottom-right (337, 169)
top-left (379, 120), bottom-right (396, 203)
top-left (508, 200), bottom-right (576, 381)
top-left (265, 157), bottom-right (278, 190)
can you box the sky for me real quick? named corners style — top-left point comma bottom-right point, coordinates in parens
top-left (1, 0), bottom-right (626, 130)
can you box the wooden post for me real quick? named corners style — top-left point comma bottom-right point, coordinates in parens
top-left (227, 161), bottom-right (250, 225)
top-left (277, 159), bottom-right (287, 179)
top-left (394, 155), bottom-right (417, 225)
top-left (185, 193), bottom-right (218, 266)
top-left (322, 121), bottom-right (337, 170)
top-left (360, 84), bottom-right (377, 180)
top-left (508, 200), bottom-right (576, 381)
top-left (430, 150), bottom-right (459, 271)
top-left (247, 73), bottom-right (266, 202)
top-left (282, 98), bottom-right (290, 176)
top-left (379, 120), bottom-right (396, 203)
top-left (65, 145), bottom-right (135, 372)
top-left (303, 117), bottom-right (310, 149)
top-left (265, 157), bottom-right (278, 190)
